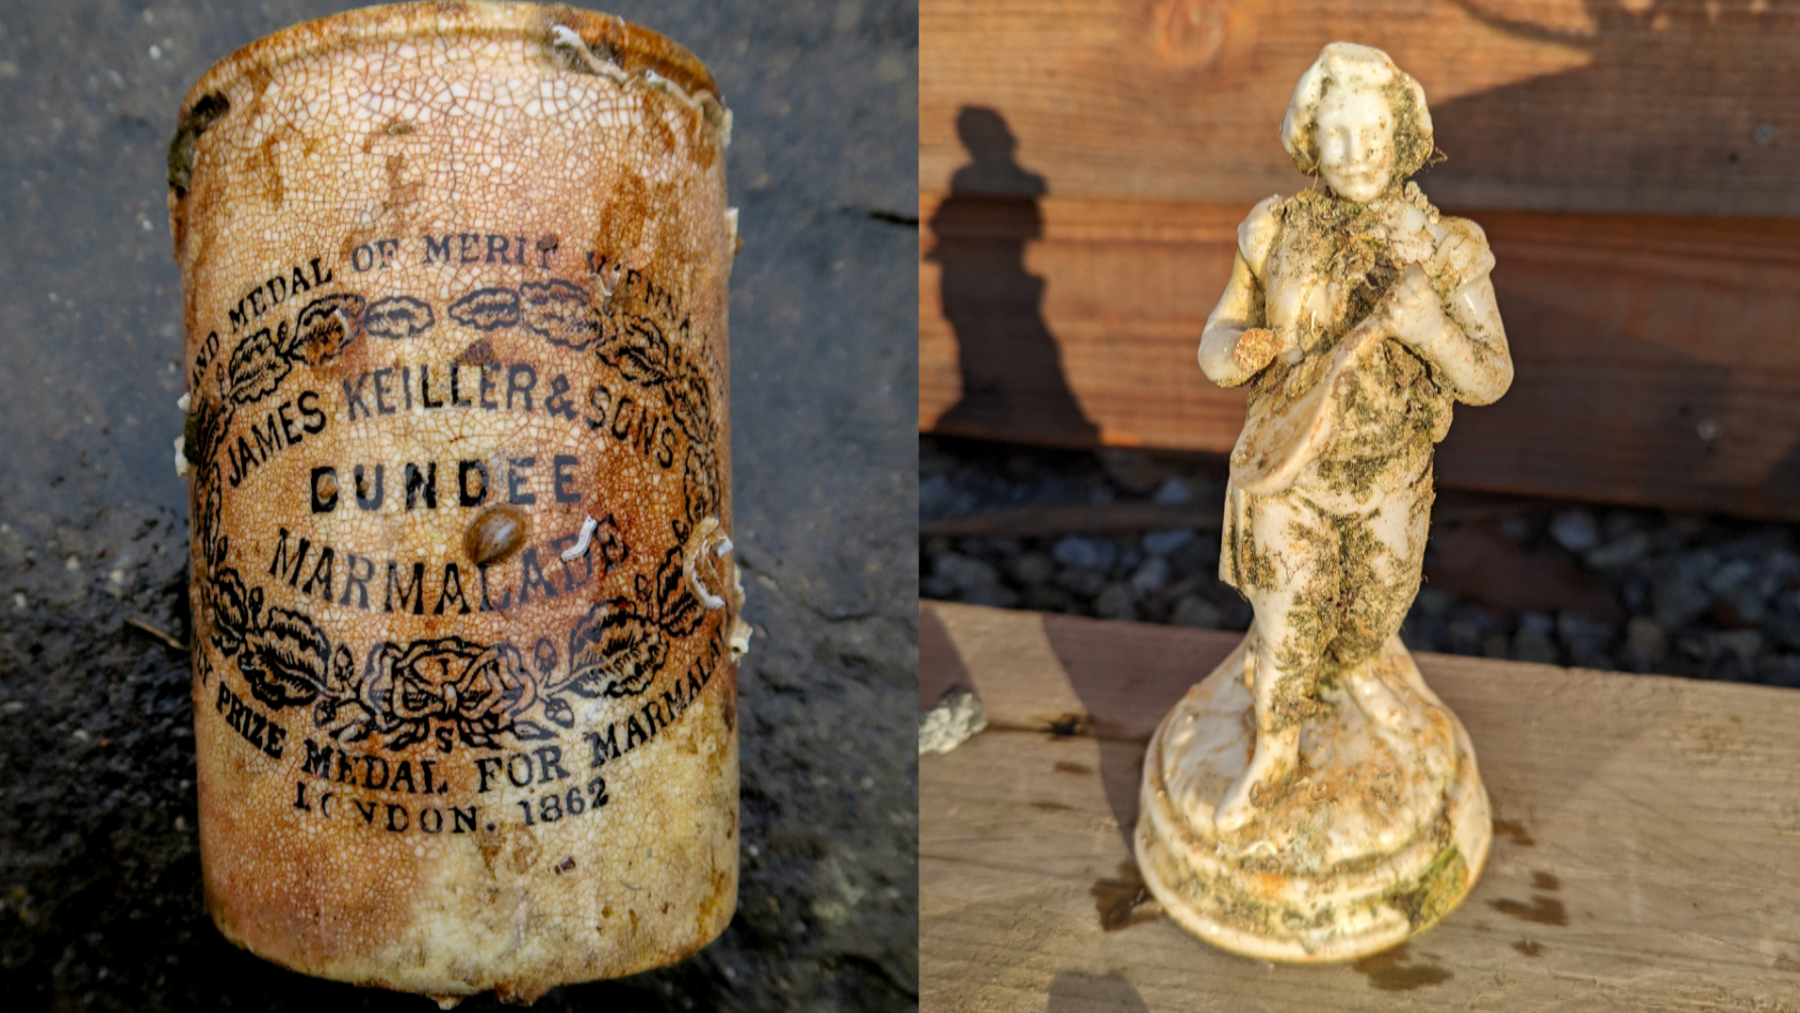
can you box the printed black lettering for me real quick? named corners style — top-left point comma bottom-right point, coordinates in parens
top-left (419, 364), bottom-right (444, 408)
top-left (299, 546), bottom-right (335, 601)
top-left (355, 464), bottom-right (385, 510)
top-left (340, 553), bottom-right (374, 609)
top-left (277, 401), bottom-right (303, 445)
top-left (458, 460), bottom-right (488, 506)
top-left (585, 725), bottom-right (621, 766)
top-left (303, 739), bottom-right (333, 778)
top-left (384, 561), bottom-right (425, 614)
top-left (342, 374), bottom-right (372, 420)
top-left (268, 528), bottom-right (311, 587)
top-left (373, 367), bottom-right (396, 415)
top-left (553, 455), bottom-right (580, 503)
top-left (434, 563), bottom-right (472, 615)
top-left (517, 547), bottom-right (556, 604)
top-left (450, 363), bottom-right (472, 407)
top-left (533, 745), bottom-right (571, 783)
top-left (360, 755), bottom-right (390, 790)
top-left (405, 461), bottom-right (437, 510)
top-left (479, 364), bottom-right (499, 409)
top-left (506, 363), bottom-right (536, 412)
top-left (508, 457), bottom-right (536, 505)
top-left (298, 389), bottom-right (327, 433)
top-left (507, 753), bottom-right (534, 788)
top-left (311, 466), bottom-right (338, 513)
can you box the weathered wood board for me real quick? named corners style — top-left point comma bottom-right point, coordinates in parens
top-left (921, 0), bottom-right (1800, 520)
top-left (920, 600), bottom-right (1800, 1011)
top-left (921, 192), bottom-right (1800, 519)
top-left (922, 0), bottom-right (1800, 217)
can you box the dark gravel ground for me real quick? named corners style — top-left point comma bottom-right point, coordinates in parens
top-left (0, 2), bottom-right (917, 1011)
top-left (923, 435), bottom-right (1800, 688)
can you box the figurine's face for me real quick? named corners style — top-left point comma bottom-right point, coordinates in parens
top-left (1312, 85), bottom-right (1395, 204)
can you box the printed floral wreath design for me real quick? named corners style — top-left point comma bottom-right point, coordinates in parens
top-left (188, 279), bottom-right (729, 754)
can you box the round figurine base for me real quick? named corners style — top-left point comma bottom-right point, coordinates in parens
top-left (1135, 631), bottom-right (1491, 962)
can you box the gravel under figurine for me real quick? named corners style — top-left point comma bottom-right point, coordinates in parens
top-left (1135, 41), bottom-right (1514, 961)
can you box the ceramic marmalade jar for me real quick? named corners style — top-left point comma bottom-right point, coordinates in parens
top-left (167, 4), bottom-right (746, 1002)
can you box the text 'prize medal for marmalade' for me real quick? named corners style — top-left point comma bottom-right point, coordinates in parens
top-left (168, 4), bottom-right (748, 1002)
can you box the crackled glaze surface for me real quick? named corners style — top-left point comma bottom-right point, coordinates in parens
top-left (169, 4), bottom-right (741, 1001)
top-left (1137, 42), bottom-right (1510, 961)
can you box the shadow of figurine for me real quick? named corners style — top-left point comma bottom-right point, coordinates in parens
top-left (1046, 970), bottom-right (1152, 1013)
top-left (928, 106), bottom-right (1099, 443)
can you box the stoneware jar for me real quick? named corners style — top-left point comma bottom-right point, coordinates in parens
top-left (167, 3), bottom-right (745, 1002)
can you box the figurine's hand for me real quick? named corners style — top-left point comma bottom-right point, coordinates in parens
top-left (1378, 263), bottom-right (1448, 348)
top-left (1231, 327), bottom-right (1282, 374)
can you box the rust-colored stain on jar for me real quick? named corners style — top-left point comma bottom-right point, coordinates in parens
top-left (168, 3), bottom-right (744, 1002)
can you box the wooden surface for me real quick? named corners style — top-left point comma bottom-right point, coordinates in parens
top-left (920, 600), bottom-right (1800, 1011)
top-left (922, 0), bottom-right (1800, 217)
top-left (921, 192), bottom-right (1800, 519)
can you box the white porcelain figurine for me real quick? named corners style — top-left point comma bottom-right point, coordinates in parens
top-left (1135, 42), bottom-right (1512, 962)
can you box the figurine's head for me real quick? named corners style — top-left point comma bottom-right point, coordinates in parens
top-left (1281, 43), bottom-right (1434, 204)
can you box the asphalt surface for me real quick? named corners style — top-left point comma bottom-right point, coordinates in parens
top-left (0, 1), bottom-right (918, 1009)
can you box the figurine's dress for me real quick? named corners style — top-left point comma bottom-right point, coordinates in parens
top-left (1222, 183), bottom-right (1496, 678)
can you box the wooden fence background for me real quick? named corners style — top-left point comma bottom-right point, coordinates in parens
top-left (920, 0), bottom-right (1800, 519)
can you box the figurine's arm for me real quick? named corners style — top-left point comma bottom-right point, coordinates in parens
top-left (1380, 254), bottom-right (1513, 406)
top-left (1197, 251), bottom-right (1278, 388)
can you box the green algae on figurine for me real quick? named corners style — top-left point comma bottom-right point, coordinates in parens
top-left (1136, 42), bottom-right (1512, 962)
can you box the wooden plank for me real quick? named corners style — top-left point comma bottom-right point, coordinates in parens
top-left (920, 601), bottom-right (1800, 1011)
top-left (921, 192), bottom-right (1800, 519)
top-left (922, 0), bottom-right (1800, 218)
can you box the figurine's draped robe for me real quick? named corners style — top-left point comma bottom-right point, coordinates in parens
top-left (1221, 186), bottom-right (1496, 686)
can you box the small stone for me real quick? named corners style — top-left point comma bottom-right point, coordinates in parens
top-left (1652, 573), bottom-right (1712, 630)
top-left (962, 585), bottom-right (1021, 609)
top-left (1557, 612), bottom-right (1617, 669)
top-left (1584, 531), bottom-right (1648, 569)
top-left (1052, 536), bottom-right (1117, 573)
top-left (1142, 529), bottom-right (1196, 557)
top-left (1715, 629), bottom-right (1764, 664)
top-left (1170, 595), bottom-right (1222, 629)
top-left (1413, 586), bottom-right (1453, 618)
top-left (1512, 625), bottom-right (1560, 665)
top-left (1705, 559), bottom-right (1756, 597)
top-left (1548, 508), bottom-right (1599, 553)
top-left (1152, 478), bottom-right (1193, 505)
top-left (1094, 583), bottom-right (1136, 620)
top-left (1168, 536), bottom-right (1219, 576)
top-left (1025, 584), bottom-right (1075, 613)
top-left (933, 553), bottom-right (1000, 594)
top-left (1757, 655), bottom-right (1800, 688)
top-left (919, 688), bottom-right (989, 755)
top-left (1620, 616), bottom-right (1666, 672)
top-left (919, 473), bottom-right (954, 520)
top-left (1055, 567), bottom-right (1106, 598)
top-left (1010, 552), bottom-right (1055, 586)
top-left (1129, 557), bottom-right (1171, 597)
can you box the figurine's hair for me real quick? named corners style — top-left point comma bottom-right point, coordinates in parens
top-left (1281, 43), bottom-right (1434, 184)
